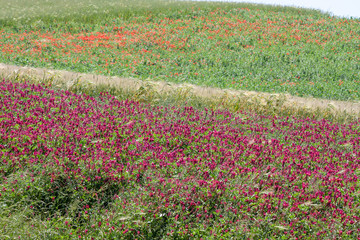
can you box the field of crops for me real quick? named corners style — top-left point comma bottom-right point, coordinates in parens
top-left (0, 0), bottom-right (359, 101)
top-left (1, 80), bottom-right (360, 239)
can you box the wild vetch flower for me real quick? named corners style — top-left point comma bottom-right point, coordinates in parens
top-left (1, 80), bottom-right (360, 238)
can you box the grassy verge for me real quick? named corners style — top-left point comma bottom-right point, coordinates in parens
top-left (2, 69), bottom-right (359, 124)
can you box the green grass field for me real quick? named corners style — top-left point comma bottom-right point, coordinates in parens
top-left (1, 0), bottom-right (359, 101)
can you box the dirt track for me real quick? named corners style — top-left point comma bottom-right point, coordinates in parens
top-left (1, 63), bottom-right (360, 115)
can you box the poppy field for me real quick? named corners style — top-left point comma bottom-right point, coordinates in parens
top-left (1, 80), bottom-right (360, 239)
top-left (0, 1), bottom-right (359, 101)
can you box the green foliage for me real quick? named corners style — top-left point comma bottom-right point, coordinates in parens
top-left (0, 1), bottom-right (360, 238)
top-left (1, 0), bottom-right (358, 101)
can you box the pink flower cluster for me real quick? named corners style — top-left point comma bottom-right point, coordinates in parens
top-left (1, 80), bottom-right (360, 238)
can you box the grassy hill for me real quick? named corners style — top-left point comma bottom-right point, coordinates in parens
top-left (1, 0), bottom-right (359, 101)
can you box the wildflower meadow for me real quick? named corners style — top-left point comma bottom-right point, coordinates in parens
top-left (1, 80), bottom-right (360, 238)
top-left (0, 0), bottom-right (359, 100)
top-left (1, 0), bottom-right (360, 239)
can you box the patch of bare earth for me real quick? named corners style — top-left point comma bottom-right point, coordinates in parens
top-left (1, 63), bottom-right (360, 116)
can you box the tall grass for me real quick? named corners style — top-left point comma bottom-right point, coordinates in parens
top-left (2, 70), bottom-right (358, 124)
top-left (0, 0), bottom-right (328, 25)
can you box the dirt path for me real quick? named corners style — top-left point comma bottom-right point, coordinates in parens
top-left (1, 63), bottom-right (360, 115)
